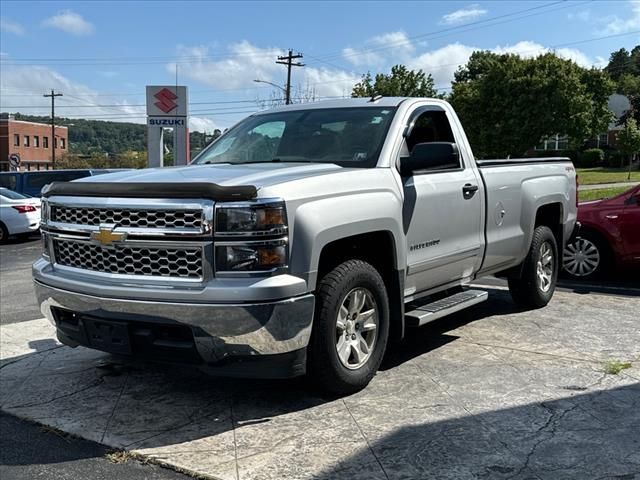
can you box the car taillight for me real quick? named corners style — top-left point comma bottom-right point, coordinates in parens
top-left (12, 205), bottom-right (37, 213)
top-left (575, 174), bottom-right (579, 207)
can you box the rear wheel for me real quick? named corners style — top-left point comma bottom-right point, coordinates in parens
top-left (508, 225), bottom-right (558, 309)
top-left (308, 259), bottom-right (389, 395)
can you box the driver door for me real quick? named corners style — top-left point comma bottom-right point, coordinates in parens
top-left (402, 107), bottom-right (483, 296)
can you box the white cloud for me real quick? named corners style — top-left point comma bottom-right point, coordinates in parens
top-left (302, 67), bottom-right (360, 97)
top-left (42, 10), bottom-right (94, 36)
top-left (0, 65), bottom-right (143, 122)
top-left (0, 18), bottom-right (25, 35)
top-left (172, 41), bottom-right (359, 99)
top-left (600, 0), bottom-right (640, 34)
top-left (410, 43), bottom-right (476, 87)
top-left (342, 32), bottom-right (415, 67)
top-left (409, 40), bottom-right (601, 89)
top-left (493, 41), bottom-right (597, 67)
top-left (169, 42), bottom-right (283, 90)
top-left (440, 4), bottom-right (488, 25)
top-left (189, 117), bottom-right (219, 133)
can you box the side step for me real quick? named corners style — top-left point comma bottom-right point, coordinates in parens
top-left (405, 289), bottom-right (488, 327)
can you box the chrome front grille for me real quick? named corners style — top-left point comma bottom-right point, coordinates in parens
top-left (53, 238), bottom-right (203, 279)
top-left (43, 197), bottom-right (213, 282)
top-left (51, 206), bottom-right (203, 230)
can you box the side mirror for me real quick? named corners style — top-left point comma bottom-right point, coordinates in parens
top-left (400, 142), bottom-right (460, 176)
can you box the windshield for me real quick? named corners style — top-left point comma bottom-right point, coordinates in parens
top-left (192, 107), bottom-right (396, 168)
top-left (0, 188), bottom-right (29, 200)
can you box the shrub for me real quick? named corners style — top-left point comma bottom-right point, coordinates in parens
top-left (604, 150), bottom-right (626, 168)
top-left (576, 148), bottom-right (604, 168)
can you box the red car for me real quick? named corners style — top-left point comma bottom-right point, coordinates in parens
top-left (563, 184), bottom-right (640, 279)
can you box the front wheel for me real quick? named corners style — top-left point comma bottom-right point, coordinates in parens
top-left (508, 225), bottom-right (558, 309)
top-left (0, 222), bottom-right (9, 244)
top-left (308, 259), bottom-right (389, 395)
top-left (562, 232), bottom-right (607, 279)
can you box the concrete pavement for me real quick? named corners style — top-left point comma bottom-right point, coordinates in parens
top-left (1, 287), bottom-right (638, 480)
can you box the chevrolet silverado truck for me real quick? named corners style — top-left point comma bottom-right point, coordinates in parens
top-left (34, 97), bottom-right (577, 394)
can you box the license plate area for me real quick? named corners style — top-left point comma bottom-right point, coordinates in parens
top-left (83, 317), bottom-right (132, 355)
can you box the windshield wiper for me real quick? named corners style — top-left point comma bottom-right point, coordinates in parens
top-left (227, 158), bottom-right (316, 164)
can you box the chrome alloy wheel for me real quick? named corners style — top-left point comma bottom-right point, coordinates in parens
top-left (563, 237), bottom-right (600, 277)
top-left (537, 241), bottom-right (554, 293)
top-left (335, 287), bottom-right (378, 370)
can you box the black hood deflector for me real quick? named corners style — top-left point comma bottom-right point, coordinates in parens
top-left (42, 182), bottom-right (258, 201)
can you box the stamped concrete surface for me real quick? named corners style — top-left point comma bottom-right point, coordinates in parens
top-left (1, 287), bottom-right (639, 480)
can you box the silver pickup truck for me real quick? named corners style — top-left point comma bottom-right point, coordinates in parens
top-left (34, 97), bottom-right (577, 394)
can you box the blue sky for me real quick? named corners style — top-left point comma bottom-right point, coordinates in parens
top-left (1, 0), bottom-right (639, 131)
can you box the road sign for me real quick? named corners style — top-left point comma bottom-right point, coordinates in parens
top-left (8, 153), bottom-right (20, 171)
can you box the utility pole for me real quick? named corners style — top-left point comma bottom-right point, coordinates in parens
top-left (276, 50), bottom-right (304, 105)
top-left (43, 89), bottom-right (63, 169)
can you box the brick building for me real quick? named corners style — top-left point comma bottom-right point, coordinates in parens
top-left (0, 114), bottom-right (68, 171)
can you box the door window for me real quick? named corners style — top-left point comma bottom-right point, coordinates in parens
top-left (404, 110), bottom-right (460, 171)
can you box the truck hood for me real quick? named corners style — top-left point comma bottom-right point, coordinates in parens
top-left (78, 162), bottom-right (348, 190)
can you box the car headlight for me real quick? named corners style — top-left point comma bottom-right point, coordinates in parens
top-left (41, 231), bottom-right (50, 259)
top-left (215, 240), bottom-right (287, 272)
top-left (216, 201), bottom-right (286, 236)
top-left (214, 199), bottom-right (288, 274)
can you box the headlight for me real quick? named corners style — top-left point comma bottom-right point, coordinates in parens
top-left (41, 231), bottom-right (50, 258)
top-left (216, 201), bottom-right (286, 236)
top-left (213, 199), bottom-right (288, 274)
top-left (215, 241), bottom-right (287, 272)
top-left (40, 199), bottom-right (49, 223)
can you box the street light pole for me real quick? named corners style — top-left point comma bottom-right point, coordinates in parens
top-left (253, 79), bottom-right (287, 95)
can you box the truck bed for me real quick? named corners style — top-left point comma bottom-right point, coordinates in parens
top-left (475, 157), bottom-right (576, 276)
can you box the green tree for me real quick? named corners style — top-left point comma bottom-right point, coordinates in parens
top-left (351, 65), bottom-right (439, 98)
top-left (605, 46), bottom-right (640, 83)
top-left (449, 51), bottom-right (614, 158)
top-left (617, 118), bottom-right (640, 179)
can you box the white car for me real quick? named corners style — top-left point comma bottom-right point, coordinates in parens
top-left (0, 187), bottom-right (41, 243)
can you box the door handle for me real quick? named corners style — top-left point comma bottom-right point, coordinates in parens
top-left (462, 183), bottom-right (479, 199)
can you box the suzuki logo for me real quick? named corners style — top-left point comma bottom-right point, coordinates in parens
top-left (90, 224), bottom-right (126, 247)
top-left (154, 88), bottom-right (178, 114)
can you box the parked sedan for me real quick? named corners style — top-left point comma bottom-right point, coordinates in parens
top-left (0, 187), bottom-right (41, 243)
top-left (563, 185), bottom-right (640, 279)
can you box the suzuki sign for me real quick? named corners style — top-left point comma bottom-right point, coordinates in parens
top-left (146, 85), bottom-right (189, 167)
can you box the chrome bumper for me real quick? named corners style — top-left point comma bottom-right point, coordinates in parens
top-left (34, 280), bottom-right (315, 365)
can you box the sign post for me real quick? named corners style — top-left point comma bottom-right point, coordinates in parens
top-left (8, 153), bottom-right (21, 172)
top-left (146, 86), bottom-right (189, 168)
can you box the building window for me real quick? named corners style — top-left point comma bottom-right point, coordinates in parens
top-left (34, 136), bottom-right (40, 148)
top-left (54, 137), bottom-right (58, 149)
top-left (60, 138), bottom-right (66, 149)
top-left (597, 133), bottom-right (608, 147)
top-left (556, 135), bottom-right (569, 150)
top-left (13, 134), bottom-right (20, 146)
top-left (43, 137), bottom-right (49, 148)
top-left (535, 134), bottom-right (569, 151)
top-left (24, 135), bottom-right (30, 147)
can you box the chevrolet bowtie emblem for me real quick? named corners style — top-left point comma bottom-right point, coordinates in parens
top-left (91, 224), bottom-right (126, 246)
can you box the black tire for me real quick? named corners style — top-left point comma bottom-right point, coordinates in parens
top-left (308, 259), bottom-right (389, 395)
top-left (508, 225), bottom-right (558, 309)
top-left (562, 230), bottom-right (609, 280)
top-left (0, 222), bottom-right (9, 244)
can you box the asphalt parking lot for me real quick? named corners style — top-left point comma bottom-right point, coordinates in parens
top-left (1, 236), bottom-right (639, 480)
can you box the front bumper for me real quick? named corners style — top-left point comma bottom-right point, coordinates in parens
top-left (34, 280), bottom-right (315, 378)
